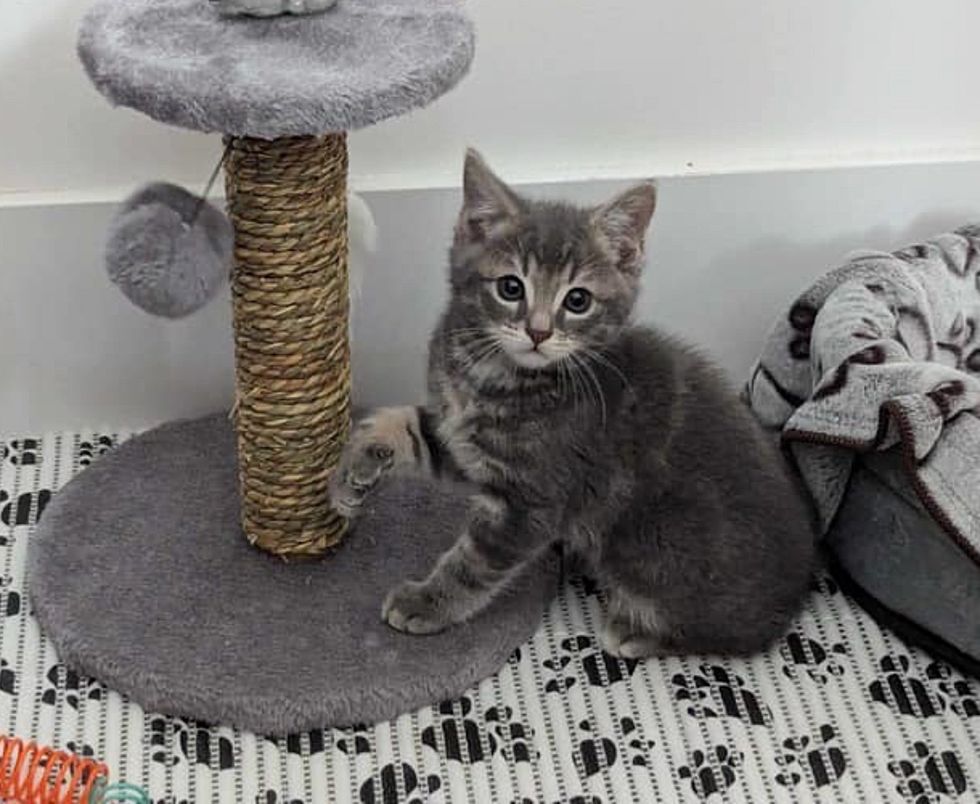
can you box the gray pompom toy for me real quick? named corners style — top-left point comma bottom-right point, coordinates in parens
top-left (106, 182), bottom-right (233, 319)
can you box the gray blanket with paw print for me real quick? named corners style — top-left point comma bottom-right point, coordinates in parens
top-left (747, 225), bottom-right (980, 568)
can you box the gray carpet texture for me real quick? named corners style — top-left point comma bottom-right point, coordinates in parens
top-left (77, 0), bottom-right (476, 138)
top-left (28, 415), bottom-right (557, 735)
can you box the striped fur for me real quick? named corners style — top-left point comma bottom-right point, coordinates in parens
top-left (331, 150), bottom-right (816, 656)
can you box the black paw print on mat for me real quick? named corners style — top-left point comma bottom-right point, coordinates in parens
top-left (888, 741), bottom-right (967, 803)
top-left (0, 659), bottom-right (15, 695)
top-left (77, 435), bottom-right (115, 467)
top-left (359, 762), bottom-right (440, 804)
top-left (619, 716), bottom-right (655, 767)
top-left (271, 729), bottom-right (326, 756)
top-left (422, 696), bottom-right (536, 765)
top-left (870, 655), bottom-right (947, 718)
top-left (0, 578), bottom-right (21, 618)
top-left (41, 664), bottom-right (103, 710)
top-left (678, 745), bottom-right (743, 800)
top-left (509, 798), bottom-right (604, 804)
top-left (255, 792), bottom-right (303, 804)
top-left (543, 635), bottom-right (638, 693)
top-left (0, 489), bottom-right (52, 531)
top-left (2, 439), bottom-right (41, 466)
top-left (149, 717), bottom-right (234, 770)
top-left (65, 741), bottom-right (96, 759)
top-left (336, 724), bottom-right (372, 756)
top-left (673, 664), bottom-right (772, 726)
top-left (923, 661), bottom-right (979, 719)
top-left (422, 696), bottom-right (488, 763)
top-left (573, 719), bottom-right (617, 778)
top-left (485, 704), bottom-right (536, 763)
top-left (775, 725), bottom-right (847, 788)
top-left (780, 631), bottom-right (847, 684)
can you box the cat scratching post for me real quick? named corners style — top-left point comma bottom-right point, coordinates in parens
top-left (77, 0), bottom-right (475, 555)
top-left (30, 0), bottom-right (558, 733)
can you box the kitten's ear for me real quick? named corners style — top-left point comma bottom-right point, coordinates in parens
top-left (592, 181), bottom-right (658, 274)
top-left (457, 149), bottom-right (521, 244)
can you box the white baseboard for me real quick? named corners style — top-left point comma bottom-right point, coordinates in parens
top-left (3, 161), bottom-right (980, 436)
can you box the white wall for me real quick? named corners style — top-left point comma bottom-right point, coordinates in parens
top-left (2, 0), bottom-right (980, 203)
top-left (3, 162), bottom-right (980, 437)
top-left (3, 0), bottom-right (980, 435)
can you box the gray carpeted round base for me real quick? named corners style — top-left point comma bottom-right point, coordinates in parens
top-left (28, 415), bottom-right (557, 735)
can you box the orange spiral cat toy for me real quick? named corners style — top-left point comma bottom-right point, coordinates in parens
top-left (0, 734), bottom-right (147, 804)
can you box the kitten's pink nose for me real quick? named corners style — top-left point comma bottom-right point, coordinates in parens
top-left (526, 327), bottom-right (553, 347)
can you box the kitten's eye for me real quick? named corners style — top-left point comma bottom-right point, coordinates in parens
top-left (496, 275), bottom-right (525, 302)
top-left (563, 288), bottom-right (593, 314)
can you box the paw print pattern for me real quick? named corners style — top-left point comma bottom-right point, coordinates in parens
top-left (678, 745), bottom-right (743, 800)
top-left (40, 664), bottom-right (103, 710)
top-left (888, 742), bottom-right (967, 803)
top-left (2, 439), bottom-right (41, 466)
top-left (673, 664), bottom-right (772, 726)
top-left (781, 632), bottom-right (847, 684)
top-left (543, 635), bottom-right (638, 693)
top-left (485, 704), bottom-right (536, 763)
top-left (870, 655), bottom-right (946, 718)
top-left (421, 696), bottom-right (535, 765)
top-left (358, 762), bottom-right (440, 804)
top-left (422, 697), bottom-right (488, 763)
top-left (255, 793), bottom-right (304, 804)
top-left (573, 719), bottom-right (617, 778)
top-left (279, 729), bottom-right (326, 755)
top-left (508, 798), bottom-right (603, 804)
top-left (774, 725), bottom-right (847, 788)
top-left (149, 717), bottom-right (234, 770)
top-left (0, 659), bottom-right (14, 695)
top-left (923, 661), bottom-right (979, 719)
top-left (65, 741), bottom-right (96, 758)
top-left (619, 716), bottom-right (655, 767)
top-left (0, 489), bottom-right (52, 531)
top-left (0, 577), bottom-right (21, 618)
top-left (335, 724), bottom-right (372, 756)
top-left (77, 436), bottom-right (115, 467)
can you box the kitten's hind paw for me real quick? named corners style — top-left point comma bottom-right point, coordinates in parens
top-left (601, 618), bottom-right (662, 659)
top-left (382, 581), bottom-right (452, 635)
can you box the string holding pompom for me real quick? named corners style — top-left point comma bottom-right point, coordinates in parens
top-left (105, 181), bottom-right (233, 319)
top-left (106, 139), bottom-right (377, 321)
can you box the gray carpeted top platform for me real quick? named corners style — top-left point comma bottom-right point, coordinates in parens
top-left (28, 416), bottom-right (556, 734)
top-left (78, 0), bottom-right (475, 138)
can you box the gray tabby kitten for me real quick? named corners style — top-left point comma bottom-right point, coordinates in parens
top-left (330, 150), bottom-right (815, 658)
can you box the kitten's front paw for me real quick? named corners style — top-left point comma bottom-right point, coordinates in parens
top-left (382, 581), bottom-right (452, 635)
top-left (328, 435), bottom-right (396, 519)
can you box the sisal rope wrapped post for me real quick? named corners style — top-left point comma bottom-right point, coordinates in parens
top-left (224, 134), bottom-right (351, 556)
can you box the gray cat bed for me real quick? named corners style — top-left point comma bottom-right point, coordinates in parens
top-left (28, 416), bottom-right (558, 734)
top-left (826, 455), bottom-right (980, 676)
top-left (78, 0), bottom-right (475, 138)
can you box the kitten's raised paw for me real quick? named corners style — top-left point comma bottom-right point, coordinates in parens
top-left (328, 436), bottom-right (395, 518)
top-left (382, 581), bottom-right (451, 635)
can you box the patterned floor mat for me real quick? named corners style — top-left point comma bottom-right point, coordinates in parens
top-left (0, 429), bottom-right (978, 803)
